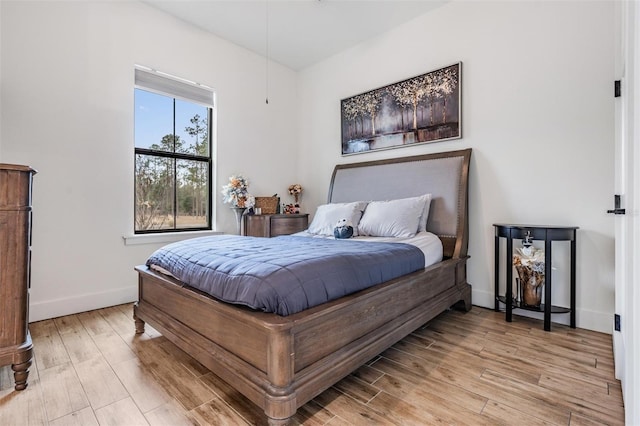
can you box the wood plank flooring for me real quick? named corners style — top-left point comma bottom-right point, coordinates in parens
top-left (0, 305), bottom-right (624, 425)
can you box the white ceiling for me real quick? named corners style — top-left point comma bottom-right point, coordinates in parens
top-left (143, 0), bottom-right (448, 70)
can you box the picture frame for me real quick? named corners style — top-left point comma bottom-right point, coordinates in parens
top-left (341, 62), bottom-right (461, 155)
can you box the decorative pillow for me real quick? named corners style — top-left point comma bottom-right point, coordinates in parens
top-left (307, 202), bottom-right (368, 236)
top-left (417, 194), bottom-right (433, 233)
top-left (358, 197), bottom-right (426, 238)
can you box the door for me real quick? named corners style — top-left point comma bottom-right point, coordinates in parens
top-left (613, 1), bottom-right (639, 424)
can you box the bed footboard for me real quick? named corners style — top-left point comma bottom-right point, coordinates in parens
top-left (134, 255), bottom-right (470, 424)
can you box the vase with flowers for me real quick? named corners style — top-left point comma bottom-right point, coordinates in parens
top-left (221, 174), bottom-right (255, 234)
top-left (287, 184), bottom-right (303, 214)
top-left (512, 232), bottom-right (545, 308)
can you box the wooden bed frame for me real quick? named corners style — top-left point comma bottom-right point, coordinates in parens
top-left (134, 148), bottom-right (472, 425)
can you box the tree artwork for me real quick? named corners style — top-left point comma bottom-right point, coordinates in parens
top-left (341, 97), bottom-right (361, 139)
top-left (357, 91), bottom-right (383, 136)
top-left (387, 75), bottom-right (430, 130)
top-left (341, 63), bottom-right (461, 155)
top-left (438, 67), bottom-right (458, 124)
top-left (341, 90), bottom-right (383, 138)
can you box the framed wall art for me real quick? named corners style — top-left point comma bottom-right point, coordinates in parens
top-left (341, 62), bottom-right (461, 155)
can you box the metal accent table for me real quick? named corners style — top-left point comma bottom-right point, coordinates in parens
top-left (494, 224), bottom-right (578, 331)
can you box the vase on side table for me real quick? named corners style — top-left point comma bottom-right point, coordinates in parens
top-left (231, 207), bottom-right (246, 235)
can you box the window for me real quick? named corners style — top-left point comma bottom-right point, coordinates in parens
top-left (134, 67), bottom-right (215, 233)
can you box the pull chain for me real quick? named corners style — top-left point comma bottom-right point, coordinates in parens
top-left (265, 0), bottom-right (269, 104)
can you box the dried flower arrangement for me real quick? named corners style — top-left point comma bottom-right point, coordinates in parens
top-left (288, 184), bottom-right (303, 203)
top-left (221, 175), bottom-right (255, 208)
top-left (513, 244), bottom-right (545, 308)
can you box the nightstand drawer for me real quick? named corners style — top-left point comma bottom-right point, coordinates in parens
top-left (271, 215), bottom-right (308, 236)
top-left (244, 215), bottom-right (270, 237)
top-left (243, 214), bottom-right (308, 237)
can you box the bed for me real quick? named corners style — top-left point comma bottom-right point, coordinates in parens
top-left (133, 148), bottom-right (472, 425)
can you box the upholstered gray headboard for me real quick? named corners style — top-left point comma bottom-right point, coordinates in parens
top-left (328, 149), bottom-right (471, 259)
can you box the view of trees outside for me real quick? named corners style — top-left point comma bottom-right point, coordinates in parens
top-left (134, 89), bottom-right (211, 232)
top-left (341, 63), bottom-right (460, 154)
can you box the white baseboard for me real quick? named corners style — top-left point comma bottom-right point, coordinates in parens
top-left (472, 288), bottom-right (613, 334)
top-left (28, 285), bottom-right (613, 334)
top-left (29, 286), bottom-right (138, 323)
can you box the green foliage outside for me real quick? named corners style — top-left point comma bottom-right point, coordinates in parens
top-left (135, 114), bottom-right (210, 231)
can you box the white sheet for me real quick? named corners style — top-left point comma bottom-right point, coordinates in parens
top-left (292, 230), bottom-right (444, 268)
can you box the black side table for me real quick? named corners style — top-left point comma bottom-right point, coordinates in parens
top-left (494, 224), bottom-right (578, 331)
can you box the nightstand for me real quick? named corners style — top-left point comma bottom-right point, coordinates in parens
top-left (494, 224), bottom-right (578, 331)
top-left (243, 214), bottom-right (309, 237)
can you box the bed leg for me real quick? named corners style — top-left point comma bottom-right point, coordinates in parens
top-left (134, 317), bottom-right (146, 334)
top-left (453, 284), bottom-right (472, 312)
top-left (267, 417), bottom-right (292, 426)
top-left (12, 360), bottom-right (32, 391)
top-left (133, 305), bottom-right (146, 334)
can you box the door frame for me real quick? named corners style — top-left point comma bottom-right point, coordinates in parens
top-left (614, 1), bottom-right (639, 424)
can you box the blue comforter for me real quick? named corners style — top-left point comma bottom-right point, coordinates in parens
top-left (146, 235), bottom-right (425, 316)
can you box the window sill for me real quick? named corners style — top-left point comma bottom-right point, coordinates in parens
top-left (123, 230), bottom-right (223, 246)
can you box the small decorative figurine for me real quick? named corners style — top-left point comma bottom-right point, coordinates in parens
top-left (333, 218), bottom-right (354, 239)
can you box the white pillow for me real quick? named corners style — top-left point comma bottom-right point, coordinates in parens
top-left (358, 197), bottom-right (426, 238)
top-left (307, 202), bottom-right (368, 236)
top-left (417, 194), bottom-right (433, 232)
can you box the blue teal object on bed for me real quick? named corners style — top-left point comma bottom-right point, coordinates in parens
top-left (334, 225), bottom-right (353, 239)
top-left (146, 235), bottom-right (425, 316)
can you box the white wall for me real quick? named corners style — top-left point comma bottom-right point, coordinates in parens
top-left (297, 1), bottom-right (615, 332)
top-left (0, 1), bottom-right (299, 321)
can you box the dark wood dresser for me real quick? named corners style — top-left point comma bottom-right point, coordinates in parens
top-left (0, 164), bottom-right (35, 390)
top-left (243, 214), bottom-right (309, 237)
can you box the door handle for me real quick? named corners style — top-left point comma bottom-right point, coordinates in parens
top-left (607, 195), bottom-right (626, 215)
top-left (607, 208), bottom-right (626, 214)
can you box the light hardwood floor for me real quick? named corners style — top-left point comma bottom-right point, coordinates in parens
top-left (0, 305), bottom-right (624, 425)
